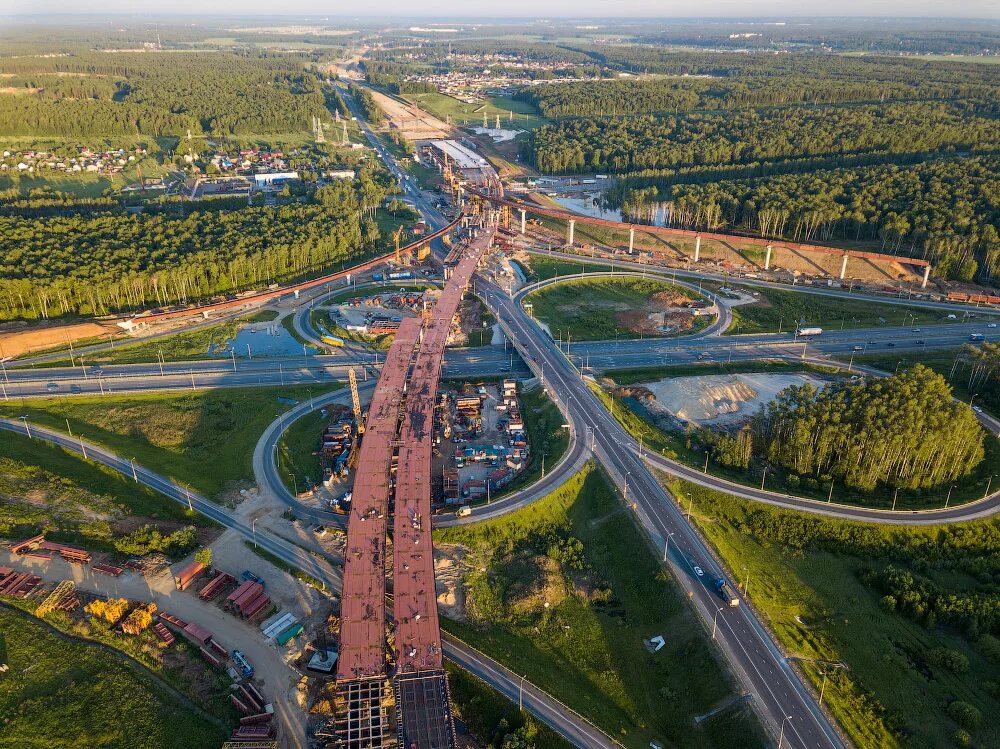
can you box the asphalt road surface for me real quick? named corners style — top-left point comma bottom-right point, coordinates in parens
top-left (479, 277), bottom-right (846, 749)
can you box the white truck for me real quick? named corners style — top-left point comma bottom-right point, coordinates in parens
top-left (795, 327), bottom-right (823, 337)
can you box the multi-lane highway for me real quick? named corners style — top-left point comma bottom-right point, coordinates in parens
top-left (479, 278), bottom-right (846, 749)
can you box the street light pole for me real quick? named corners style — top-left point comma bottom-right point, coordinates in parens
top-left (19, 415), bottom-right (31, 439)
top-left (663, 532), bottom-right (674, 562)
top-left (712, 607), bottom-right (722, 639)
top-left (946, 484), bottom-right (955, 509)
top-left (778, 715), bottom-right (793, 749)
top-left (130, 458), bottom-right (138, 482)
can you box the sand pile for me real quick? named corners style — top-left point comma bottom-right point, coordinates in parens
top-left (643, 373), bottom-right (826, 426)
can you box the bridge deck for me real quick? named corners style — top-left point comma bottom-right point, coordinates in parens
top-left (336, 317), bottom-right (421, 682)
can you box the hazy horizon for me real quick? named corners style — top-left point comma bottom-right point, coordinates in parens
top-left (3, 3), bottom-right (1000, 20)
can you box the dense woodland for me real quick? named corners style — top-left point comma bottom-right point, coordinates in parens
top-left (0, 52), bottom-right (328, 137)
top-left (0, 174), bottom-right (393, 319)
top-left (528, 103), bottom-right (999, 174)
top-left (741, 366), bottom-right (985, 491)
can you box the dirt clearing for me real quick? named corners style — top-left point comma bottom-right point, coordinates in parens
top-left (642, 373), bottom-right (827, 426)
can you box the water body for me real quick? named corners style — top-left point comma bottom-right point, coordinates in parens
top-left (212, 320), bottom-right (319, 358)
top-left (550, 192), bottom-right (669, 228)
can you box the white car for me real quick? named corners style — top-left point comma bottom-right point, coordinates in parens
top-left (973, 406), bottom-right (983, 414)
top-left (693, 566), bottom-right (705, 577)
top-left (989, 323), bottom-right (998, 328)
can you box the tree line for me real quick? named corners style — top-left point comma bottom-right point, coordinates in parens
top-left (526, 102), bottom-right (1000, 174)
top-left (743, 366), bottom-right (985, 491)
top-left (349, 83), bottom-right (384, 126)
top-left (616, 157), bottom-right (1000, 282)
top-left (0, 172), bottom-right (395, 320)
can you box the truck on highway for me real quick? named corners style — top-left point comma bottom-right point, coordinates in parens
top-left (321, 334), bottom-right (345, 347)
top-left (795, 327), bottom-right (823, 337)
top-left (388, 271), bottom-right (414, 280)
top-left (714, 577), bottom-right (740, 607)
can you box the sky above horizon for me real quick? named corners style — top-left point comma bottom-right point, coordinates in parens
top-left (4, 1), bottom-right (1000, 20)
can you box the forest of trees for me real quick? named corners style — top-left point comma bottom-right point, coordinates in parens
top-left (747, 366), bottom-right (984, 491)
top-left (0, 173), bottom-right (394, 319)
top-left (0, 52), bottom-right (328, 137)
top-left (527, 102), bottom-right (999, 174)
top-left (615, 157), bottom-right (1000, 282)
top-left (349, 83), bottom-right (384, 126)
top-left (516, 71), bottom-right (1000, 118)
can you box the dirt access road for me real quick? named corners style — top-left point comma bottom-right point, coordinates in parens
top-left (0, 545), bottom-right (313, 749)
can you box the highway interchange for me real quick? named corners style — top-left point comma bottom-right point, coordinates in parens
top-left (5, 82), bottom-right (1000, 749)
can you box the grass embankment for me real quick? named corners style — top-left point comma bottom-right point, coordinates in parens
top-left (672, 478), bottom-right (1000, 749)
top-left (277, 406), bottom-right (330, 493)
top-left (726, 286), bottom-right (958, 335)
top-left (446, 662), bottom-right (573, 749)
top-left (0, 605), bottom-right (228, 749)
top-left (47, 310), bottom-right (280, 367)
top-left (607, 359), bottom-right (840, 385)
top-left (404, 91), bottom-right (549, 129)
top-left (435, 464), bottom-right (766, 749)
top-left (524, 276), bottom-right (707, 342)
top-left (848, 346), bottom-right (1000, 417)
top-left (0, 430), bottom-right (210, 551)
top-left (519, 252), bottom-right (600, 282)
top-left (466, 298), bottom-right (496, 347)
top-left (589, 375), bottom-right (1000, 510)
top-left (0, 385), bottom-right (342, 499)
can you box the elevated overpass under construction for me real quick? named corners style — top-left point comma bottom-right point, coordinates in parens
top-left (477, 190), bottom-right (934, 288)
top-left (334, 207), bottom-right (499, 748)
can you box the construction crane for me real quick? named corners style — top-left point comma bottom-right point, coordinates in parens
top-left (349, 368), bottom-right (365, 435)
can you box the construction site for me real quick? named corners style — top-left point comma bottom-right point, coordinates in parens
top-left (437, 378), bottom-right (528, 505)
top-left (331, 200), bottom-right (499, 748)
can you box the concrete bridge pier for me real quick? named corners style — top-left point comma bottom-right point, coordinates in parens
top-left (567, 219), bottom-right (575, 247)
top-left (921, 265), bottom-right (931, 289)
top-left (764, 244), bottom-right (772, 271)
top-left (628, 227), bottom-right (635, 253)
top-left (520, 209), bottom-right (526, 235)
top-left (694, 235), bottom-right (701, 262)
top-left (839, 254), bottom-right (849, 280)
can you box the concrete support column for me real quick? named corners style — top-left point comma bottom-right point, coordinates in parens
top-left (694, 235), bottom-right (701, 262)
top-left (921, 265), bottom-right (931, 289)
top-left (567, 219), bottom-right (575, 247)
top-left (520, 209), bottom-right (526, 235)
top-left (839, 254), bottom-right (849, 280)
top-left (764, 244), bottom-right (772, 271)
top-left (628, 227), bottom-right (635, 253)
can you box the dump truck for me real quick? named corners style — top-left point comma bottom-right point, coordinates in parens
top-left (714, 577), bottom-right (739, 608)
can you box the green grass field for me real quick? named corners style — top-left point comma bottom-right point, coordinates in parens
top-left (42, 310), bottom-right (279, 367)
top-left (673, 477), bottom-right (1000, 749)
top-left (0, 429), bottom-right (209, 550)
top-left (0, 385), bottom-right (341, 499)
top-left (726, 286), bottom-right (960, 335)
top-left (404, 91), bottom-right (549, 130)
top-left (445, 663), bottom-right (573, 749)
top-left (435, 464), bottom-right (766, 749)
top-left (519, 252), bottom-right (601, 282)
top-left (524, 276), bottom-right (707, 341)
top-left (0, 605), bottom-right (227, 749)
top-left (277, 406), bottom-right (330, 493)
